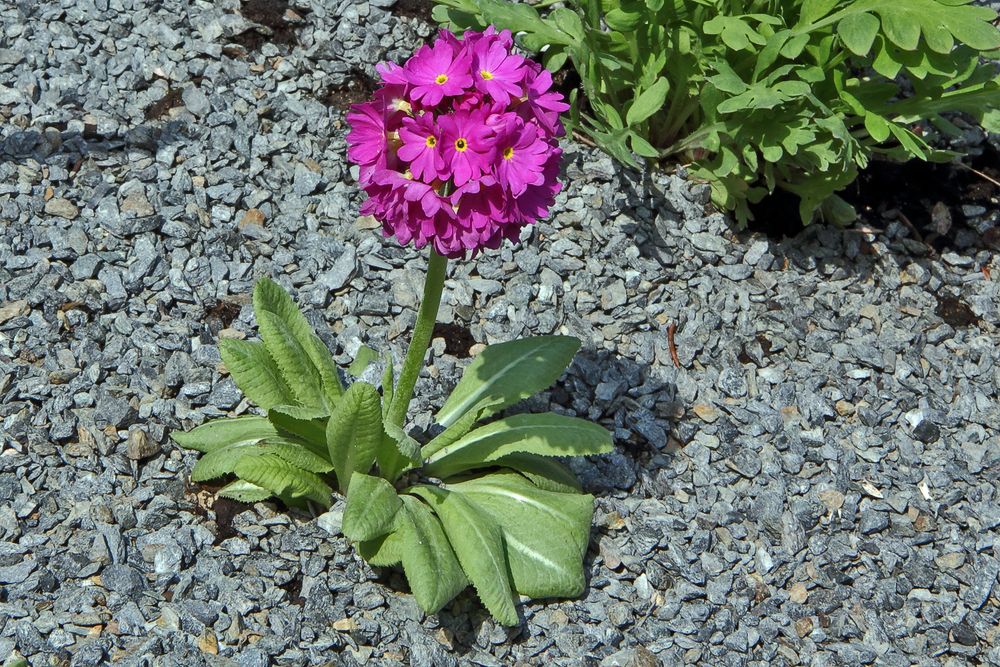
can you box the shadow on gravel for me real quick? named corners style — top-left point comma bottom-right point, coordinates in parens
top-left (0, 123), bottom-right (188, 168)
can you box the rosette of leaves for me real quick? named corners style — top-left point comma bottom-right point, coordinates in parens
top-left (173, 278), bottom-right (612, 624)
top-left (434, 0), bottom-right (1000, 226)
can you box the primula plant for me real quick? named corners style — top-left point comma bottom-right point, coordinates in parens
top-left (434, 0), bottom-right (1000, 226)
top-left (174, 28), bottom-right (612, 626)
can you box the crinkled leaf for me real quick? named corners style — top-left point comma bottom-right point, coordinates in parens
top-left (266, 439), bottom-right (334, 473)
top-left (425, 413), bottom-right (612, 479)
top-left (357, 524), bottom-right (406, 567)
top-left (191, 436), bottom-right (327, 482)
top-left (378, 422), bottom-right (422, 482)
top-left (267, 405), bottom-right (328, 457)
top-left (447, 471), bottom-right (594, 599)
top-left (172, 416), bottom-right (277, 454)
top-left (257, 310), bottom-right (325, 410)
top-left (217, 479), bottom-right (274, 503)
top-left (408, 486), bottom-right (518, 625)
top-left (234, 453), bottom-right (332, 507)
top-left (395, 496), bottom-right (468, 614)
top-left (253, 277), bottom-right (343, 407)
top-left (326, 382), bottom-right (384, 492)
top-left (343, 472), bottom-right (403, 542)
top-left (219, 339), bottom-right (294, 410)
top-left (435, 336), bottom-right (580, 428)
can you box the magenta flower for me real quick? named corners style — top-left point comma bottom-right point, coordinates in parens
top-left (522, 68), bottom-right (571, 137)
top-left (398, 114), bottom-right (446, 182)
top-left (346, 27), bottom-right (568, 258)
top-left (440, 110), bottom-right (494, 187)
top-left (496, 118), bottom-right (548, 196)
top-left (405, 39), bottom-right (473, 107)
top-left (473, 37), bottom-right (526, 105)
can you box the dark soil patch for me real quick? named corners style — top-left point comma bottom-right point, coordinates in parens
top-left (747, 143), bottom-right (1000, 250)
top-left (279, 572), bottom-right (306, 606)
top-left (228, 0), bottom-right (308, 53)
top-left (143, 88), bottom-right (183, 121)
top-left (935, 292), bottom-right (980, 328)
top-left (433, 322), bottom-right (476, 358)
top-left (211, 496), bottom-right (249, 545)
top-left (393, 0), bottom-right (436, 23)
top-left (323, 70), bottom-right (379, 110)
top-left (204, 299), bottom-right (243, 335)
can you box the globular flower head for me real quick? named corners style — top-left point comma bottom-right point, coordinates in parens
top-left (346, 28), bottom-right (568, 258)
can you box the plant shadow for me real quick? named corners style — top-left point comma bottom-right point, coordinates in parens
top-left (0, 121), bottom-right (188, 169)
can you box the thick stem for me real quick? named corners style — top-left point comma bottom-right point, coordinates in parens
top-left (387, 249), bottom-right (448, 428)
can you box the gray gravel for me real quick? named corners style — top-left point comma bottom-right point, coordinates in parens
top-left (2, 0), bottom-right (1000, 665)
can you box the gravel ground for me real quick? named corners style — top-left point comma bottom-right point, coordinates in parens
top-left (2, 1), bottom-right (1000, 665)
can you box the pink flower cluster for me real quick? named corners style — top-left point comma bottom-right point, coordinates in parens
top-left (346, 28), bottom-right (569, 258)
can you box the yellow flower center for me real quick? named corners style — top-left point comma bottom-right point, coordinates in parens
top-left (425, 135), bottom-right (437, 148)
top-left (454, 138), bottom-right (468, 152)
top-left (403, 169), bottom-right (413, 180)
top-left (503, 146), bottom-right (514, 160)
top-left (480, 69), bottom-right (494, 80)
top-left (435, 73), bottom-right (448, 85)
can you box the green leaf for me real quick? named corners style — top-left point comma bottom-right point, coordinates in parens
top-left (217, 479), bottom-right (274, 503)
top-left (630, 132), bottom-right (660, 158)
top-left (880, 9), bottom-right (920, 51)
top-left (172, 416), bottom-right (278, 453)
top-left (343, 472), bottom-right (403, 542)
top-left (348, 345), bottom-right (378, 378)
top-left (326, 382), bottom-right (385, 492)
top-left (395, 496), bottom-right (468, 613)
top-left (234, 453), bottom-right (333, 507)
top-left (381, 352), bottom-right (395, 420)
top-left (982, 109), bottom-right (1000, 134)
top-left (425, 413), bottom-right (612, 480)
top-left (409, 486), bottom-right (518, 625)
top-left (626, 77), bottom-right (668, 126)
top-left (253, 278), bottom-right (344, 407)
top-left (864, 112), bottom-right (892, 142)
top-left (219, 339), bottom-right (295, 410)
top-left (447, 472), bottom-right (594, 599)
top-left (357, 526), bottom-right (406, 567)
top-left (267, 405), bottom-right (328, 456)
top-left (266, 439), bottom-right (334, 473)
top-left (257, 310), bottom-right (325, 410)
top-left (837, 12), bottom-right (880, 56)
top-left (190, 436), bottom-right (326, 482)
top-left (435, 336), bottom-right (580, 428)
top-left (798, 0), bottom-right (839, 25)
top-left (378, 422), bottom-right (422, 482)
top-left (493, 453), bottom-right (583, 494)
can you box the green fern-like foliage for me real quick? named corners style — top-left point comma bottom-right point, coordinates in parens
top-left (173, 278), bottom-right (612, 624)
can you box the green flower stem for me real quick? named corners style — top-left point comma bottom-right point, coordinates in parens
top-left (387, 249), bottom-right (448, 428)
